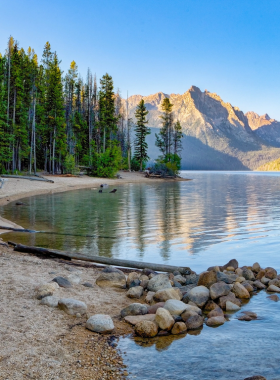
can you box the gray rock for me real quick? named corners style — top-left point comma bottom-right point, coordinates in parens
top-left (67, 273), bottom-right (81, 284)
top-left (174, 280), bottom-right (182, 288)
top-left (184, 314), bottom-right (204, 329)
top-left (86, 314), bottom-right (114, 333)
top-left (145, 291), bottom-right (155, 304)
top-left (226, 301), bottom-right (241, 311)
top-left (181, 309), bottom-right (199, 322)
top-left (206, 316), bottom-right (225, 326)
top-left (82, 282), bottom-right (93, 288)
top-left (147, 274), bottom-right (171, 292)
top-left (40, 296), bottom-right (59, 307)
top-left (268, 278), bottom-right (280, 288)
top-left (252, 262), bottom-right (261, 273)
top-left (207, 307), bottom-right (224, 318)
top-left (174, 275), bottom-right (186, 285)
top-left (267, 294), bottom-right (279, 302)
top-left (218, 292), bottom-right (241, 310)
top-left (121, 303), bottom-right (148, 318)
top-left (126, 286), bottom-right (143, 299)
top-left (184, 273), bottom-right (199, 285)
top-left (221, 259), bottom-right (239, 270)
top-left (253, 280), bottom-right (266, 290)
top-left (209, 281), bottom-right (231, 300)
top-left (58, 298), bottom-right (87, 316)
top-left (216, 271), bottom-right (238, 284)
top-left (180, 284), bottom-right (197, 296)
top-left (242, 268), bottom-right (255, 281)
top-left (261, 276), bottom-right (270, 285)
top-left (52, 277), bottom-right (72, 288)
top-left (163, 299), bottom-right (188, 315)
top-left (187, 286), bottom-right (210, 308)
top-left (96, 267), bottom-right (126, 289)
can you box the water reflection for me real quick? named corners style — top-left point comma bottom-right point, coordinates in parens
top-left (1, 172), bottom-right (280, 272)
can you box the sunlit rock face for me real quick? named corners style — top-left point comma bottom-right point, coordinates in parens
top-left (125, 86), bottom-right (280, 170)
top-left (246, 111), bottom-right (280, 147)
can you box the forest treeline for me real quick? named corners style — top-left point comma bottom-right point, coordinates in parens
top-left (0, 37), bottom-right (183, 177)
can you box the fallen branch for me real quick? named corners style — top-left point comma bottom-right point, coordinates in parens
top-left (1, 175), bottom-right (54, 183)
top-left (10, 242), bottom-right (190, 273)
top-left (0, 226), bottom-right (37, 233)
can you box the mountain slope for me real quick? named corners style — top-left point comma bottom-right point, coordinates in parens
top-left (127, 86), bottom-right (280, 170)
top-left (246, 111), bottom-right (280, 147)
top-left (257, 157), bottom-right (280, 171)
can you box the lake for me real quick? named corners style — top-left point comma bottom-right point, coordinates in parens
top-left (1, 171), bottom-right (280, 379)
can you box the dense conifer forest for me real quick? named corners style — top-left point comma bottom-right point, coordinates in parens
top-left (0, 37), bottom-right (182, 177)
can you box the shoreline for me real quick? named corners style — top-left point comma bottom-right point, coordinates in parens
top-left (0, 171), bottom-right (190, 233)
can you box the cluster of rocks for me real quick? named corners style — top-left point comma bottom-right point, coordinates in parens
top-left (95, 259), bottom-right (280, 339)
top-left (36, 274), bottom-right (115, 334)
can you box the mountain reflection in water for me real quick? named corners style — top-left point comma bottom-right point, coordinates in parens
top-left (1, 171), bottom-right (280, 272)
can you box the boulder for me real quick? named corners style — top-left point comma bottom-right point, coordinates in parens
top-left (174, 275), bottom-right (186, 285)
top-left (96, 267), bottom-right (126, 289)
top-left (226, 301), bottom-right (241, 311)
top-left (242, 311), bottom-right (257, 319)
top-left (197, 271), bottom-right (217, 288)
top-left (171, 322), bottom-right (187, 335)
top-left (252, 262), bottom-right (261, 273)
top-left (204, 300), bottom-right (218, 311)
top-left (226, 266), bottom-right (235, 272)
top-left (52, 276), bottom-right (72, 288)
top-left (58, 298), bottom-right (87, 316)
top-left (135, 320), bottom-right (158, 338)
top-left (256, 269), bottom-right (266, 280)
top-left (40, 296), bottom-right (59, 307)
top-left (267, 285), bottom-right (280, 293)
top-left (180, 284), bottom-right (197, 297)
top-left (181, 310), bottom-right (199, 322)
top-left (206, 316), bottom-right (225, 326)
top-left (127, 272), bottom-right (140, 287)
top-left (253, 280), bottom-right (266, 290)
top-left (174, 281), bottom-right (182, 288)
top-left (267, 294), bottom-right (279, 302)
top-left (148, 302), bottom-right (165, 314)
top-left (124, 314), bottom-right (156, 325)
top-left (139, 275), bottom-right (149, 289)
top-left (265, 267), bottom-right (277, 280)
top-left (216, 271), bottom-right (238, 284)
top-left (155, 308), bottom-right (174, 331)
top-left (147, 274), bottom-right (171, 292)
top-left (163, 299), bottom-right (188, 315)
top-left (127, 286), bottom-right (143, 299)
top-left (129, 279), bottom-right (141, 288)
top-left (184, 314), bottom-right (204, 330)
top-left (121, 303), bottom-right (148, 318)
top-left (242, 282), bottom-right (254, 293)
top-left (184, 273), bottom-right (199, 285)
top-left (244, 376), bottom-right (266, 380)
top-left (242, 269), bottom-right (255, 281)
top-left (209, 281), bottom-right (231, 300)
top-left (222, 259), bottom-right (238, 270)
top-left (261, 277), bottom-right (270, 285)
top-left (180, 304), bottom-right (202, 319)
top-left (153, 287), bottom-right (182, 302)
top-left (86, 314), bottom-right (114, 333)
top-left (36, 283), bottom-right (59, 300)
top-left (187, 286), bottom-right (210, 308)
top-left (236, 276), bottom-right (246, 283)
top-left (235, 268), bottom-right (243, 276)
top-left (232, 282), bottom-right (250, 299)
top-left (207, 307), bottom-right (224, 318)
top-left (145, 291), bottom-right (155, 304)
top-left (218, 292), bottom-right (241, 309)
top-left (268, 278), bottom-right (280, 288)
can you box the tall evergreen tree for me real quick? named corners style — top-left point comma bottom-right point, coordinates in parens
top-left (155, 97), bottom-right (174, 160)
top-left (133, 99), bottom-right (150, 170)
top-left (98, 73), bottom-right (118, 152)
top-left (173, 120), bottom-right (183, 155)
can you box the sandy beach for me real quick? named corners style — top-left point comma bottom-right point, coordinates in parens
top-left (0, 171), bottom-right (188, 379)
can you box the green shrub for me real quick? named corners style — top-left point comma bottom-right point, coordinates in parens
top-left (131, 157), bottom-right (146, 171)
top-left (90, 141), bottom-right (122, 178)
top-left (64, 154), bottom-right (76, 174)
top-left (150, 154), bottom-right (181, 177)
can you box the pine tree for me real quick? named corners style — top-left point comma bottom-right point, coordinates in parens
top-left (173, 120), bottom-right (183, 155)
top-left (98, 73), bottom-right (118, 152)
top-left (133, 99), bottom-right (150, 170)
top-left (155, 97), bottom-right (173, 160)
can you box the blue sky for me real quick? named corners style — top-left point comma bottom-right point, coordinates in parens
top-left (1, 0), bottom-right (280, 118)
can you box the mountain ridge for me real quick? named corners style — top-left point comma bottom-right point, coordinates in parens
top-left (125, 86), bottom-right (280, 170)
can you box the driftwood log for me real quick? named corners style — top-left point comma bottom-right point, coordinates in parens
top-left (10, 242), bottom-right (190, 273)
top-left (1, 175), bottom-right (54, 183)
top-left (0, 226), bottom-right (37, 233)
